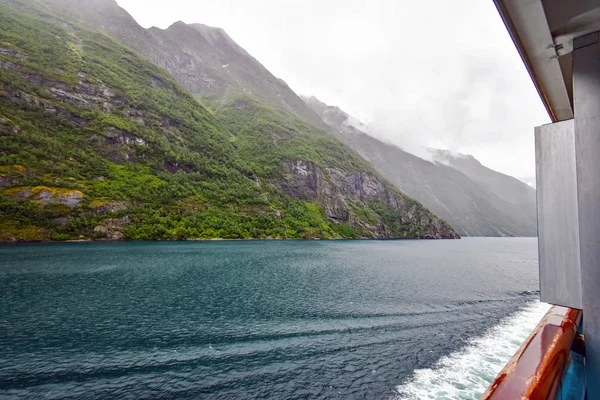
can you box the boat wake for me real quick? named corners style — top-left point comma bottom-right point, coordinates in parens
top-left (394, 301), bottom-right (551, 400)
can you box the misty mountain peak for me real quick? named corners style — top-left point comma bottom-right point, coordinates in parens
top-left (56, 0), bottom-right (119, 8)
top-left (302, 95), bottom-right (351, 130)
top-left (304, 95), bottom-right (537, 237)
top-left (48, 0), bottom-right (130, 19)
top-left (190, 23), bottom-right (228, 41)
top-left (168, 20), bottom-right (189, 29)
top-left (302, 95), bottom-right (371, 136)
top-left (159, 21), bottom-right (244, 56)
top-left (430, 150), bottom-right (485, 173)
top-left (42, 0), bottom-right (143, 36)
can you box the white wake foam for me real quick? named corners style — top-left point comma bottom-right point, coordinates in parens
top-left (394, 301), bottom-right (551, 400)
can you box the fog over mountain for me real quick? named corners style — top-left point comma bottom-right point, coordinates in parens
top-left (303, 96), bottom-right (537, 237)
top-left (116, 0), bottom-right (550, 179)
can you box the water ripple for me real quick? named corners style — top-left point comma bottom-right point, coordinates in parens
top-left (0, 238), bottom-right (540, 399)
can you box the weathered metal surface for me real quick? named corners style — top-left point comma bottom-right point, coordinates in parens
top-left (481, 306), bottom-right (581, 400)
top-left (535, 119), bottom-right (582, 310)
top-left (573, 31), bottom-right (600, 400)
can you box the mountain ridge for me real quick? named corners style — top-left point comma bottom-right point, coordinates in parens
top-left (302, 95), bottom-right (537, 237)
top-left (40, 0), bottom-right (330, 131)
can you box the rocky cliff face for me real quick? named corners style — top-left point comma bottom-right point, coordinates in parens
top-left (303, 96), bottom-right (538, 237)
top-left (281, 160), bottom-right (459, 239)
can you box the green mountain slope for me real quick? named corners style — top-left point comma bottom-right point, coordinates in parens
top-left (0, 1), bottom-right (458, 241)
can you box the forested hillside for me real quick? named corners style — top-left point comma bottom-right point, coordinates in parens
top-left (0, 2), bottom-right (458, 241)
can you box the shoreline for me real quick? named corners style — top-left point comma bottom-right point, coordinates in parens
top-left (0, 236), bottom-right (463, 244)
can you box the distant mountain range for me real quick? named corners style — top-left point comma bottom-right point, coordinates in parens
top-left (302, 96), bottom-right (537, 237)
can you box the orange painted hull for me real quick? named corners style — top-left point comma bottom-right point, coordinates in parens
top-left (481, 307), bottom-right (581, 400)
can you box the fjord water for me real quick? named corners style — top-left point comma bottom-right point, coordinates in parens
top-left (0, 238), bottom-right (541, 399)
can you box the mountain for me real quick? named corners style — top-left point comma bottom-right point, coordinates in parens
top-left (430, 149), bottom-right (537, 220)
top-left (518, 176), bottom-right (536, 189)
top-left (303, 96), bottom-right (537, 237)
top-left (36, 0), bottom-right (328, 130)
top-left (0, 0), bottom-right (458, 240)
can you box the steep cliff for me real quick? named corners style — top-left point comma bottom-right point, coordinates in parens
top-left (280, 159), bottom-right (455, 238)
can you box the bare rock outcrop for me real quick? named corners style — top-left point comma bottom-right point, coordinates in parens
top-left (281, 160), bottom-right (459, 239)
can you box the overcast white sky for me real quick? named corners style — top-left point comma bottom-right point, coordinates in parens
top-left (116, 0), bottom-right (550, 179)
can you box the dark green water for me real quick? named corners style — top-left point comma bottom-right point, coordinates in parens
top-left (0, 238), bottom-right (540, 399)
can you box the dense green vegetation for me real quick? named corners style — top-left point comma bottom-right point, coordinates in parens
top-left (211, 97), bottom-right (454, 239)
top-left (0, 2), bottom-right (457, 241)
top-left (0, 5), bottom-right (347, 240)
top-left (214, 97), bottom-right (373, 178)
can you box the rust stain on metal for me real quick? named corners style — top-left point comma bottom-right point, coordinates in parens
top-left (481, 306), bottom-right (581, 400)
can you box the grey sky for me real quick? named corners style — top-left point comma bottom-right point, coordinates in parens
top-left (116, 0), bottom-right (549, 179)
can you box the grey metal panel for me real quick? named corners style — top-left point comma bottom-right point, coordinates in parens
top-left (573, 32), bottom-right (600, 400)
top-left (493, 0), bottom-right (574, 122)
top-left (535, 119), bottom-right (582, 310)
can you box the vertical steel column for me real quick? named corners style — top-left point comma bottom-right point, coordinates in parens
top-left (573, 30), bottom-right (600, 398)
